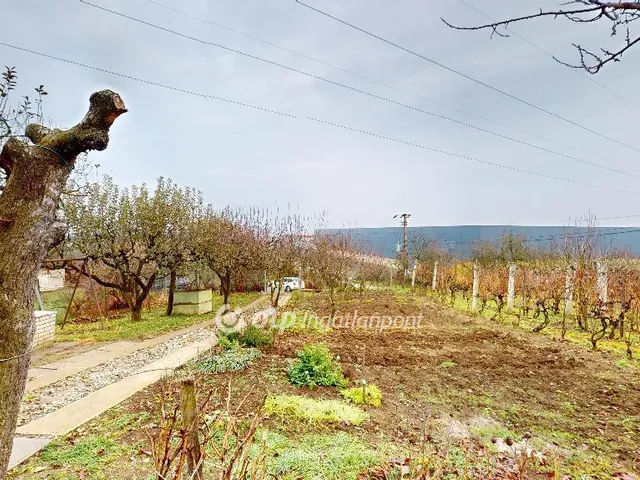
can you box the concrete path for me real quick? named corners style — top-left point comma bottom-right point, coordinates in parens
top-left (8, 437), bottom-right (52, 470)
top-left (10, 294), bottom-right (276, 469)
top-left (26, 295), bottom-right (269, 392)
top-left (18, 336), bottom-right (214, 436)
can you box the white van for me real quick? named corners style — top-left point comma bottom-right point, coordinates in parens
top-left (282, 277), bottom-right (305, 292)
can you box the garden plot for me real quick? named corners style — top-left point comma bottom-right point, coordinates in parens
top-left (11, 290), bottom-right (640, 479)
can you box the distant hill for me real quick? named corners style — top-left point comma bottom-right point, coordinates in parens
top-left (326, 225), bottom-right (640, 258)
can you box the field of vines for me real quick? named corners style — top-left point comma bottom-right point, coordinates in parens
top-left (427, 259), bottom-right (640, 359)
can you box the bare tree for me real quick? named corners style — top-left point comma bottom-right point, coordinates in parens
top-left (258, 211), bottom-right (310, 307)
top-left (64, 177), bottom-right (198, 321)
top-left (443, 1), bottom-right (640, 73)
top-left (195, 207), bottom-right (262, 309)
top-left (306, 232), bottom-right (356, 318)
top-left (0, 90), bottom-right (126, 476)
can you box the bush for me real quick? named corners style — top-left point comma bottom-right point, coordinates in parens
top-left (218, 334), bottom-right (241, 351)
top-left (221, 324), bottom-right (274, 349)
top-left (264, 394), bottom-right (368, 425)
top-left (195, 347), bottom-right (261, 374)
top-left (341, 384), bottom-right (382, 407)
top-left (288, 343), bottom-right (347, 388)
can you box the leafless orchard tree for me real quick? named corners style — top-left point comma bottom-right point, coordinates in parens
top-left (443, 1), bottom-right (640, 73)
top-left (195, 207), bottom-right (263, 309)
top-left (306, 232), bottom-right (357, 318)
top-left (260, 211), bottom-right (309, 308)
top-left (0, 90), bottom-right (126, 477)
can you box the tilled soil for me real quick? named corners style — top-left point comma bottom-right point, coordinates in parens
top-left (197, 291), bottom-right (640, 476)
top-left (18, 290), bottom-right (639, 479)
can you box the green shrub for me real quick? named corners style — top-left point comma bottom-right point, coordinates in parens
top-left (218, 334), bottom-right (241, 351)
top-left (221, 324), bottom-right (274, 349)
top-left (288, 343), bottom-right (347, 388)
top-left (264, 394), bottom-right (368, 425)
top-left (195, 347), bottom-right (261, 374)
top-left (341, 384), bottom-right (382, 407)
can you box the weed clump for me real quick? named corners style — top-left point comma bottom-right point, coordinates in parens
top-left (264, 394), bottom-right (368, 425)
top-left (438, 360), bottom-right (457, 368)
top-left (288, 343), bottom-right (347, 388)
top-left (341, 384), bottom-right (382, 407)
top-left (264, 430), bottom-right (381, 479)
top-left (195, 346), bottom-right (261, 374)
top-left (220, 324), bottom-right (274, 349)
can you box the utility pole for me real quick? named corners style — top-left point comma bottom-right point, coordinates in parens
top-left (393, 213), bottom-right (411, 253)
top-left (393, 213), bottom-right (411, 276)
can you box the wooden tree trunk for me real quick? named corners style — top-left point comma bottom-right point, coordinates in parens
top-left (0, 90), bottom-right (126, 478)
top-left (273, 275), bottom-right (282, 308)
top-left (218, 269), bottom-right (232, 309)
top-left (130, 274), bottom-right (156, 321)
top-left (180, 378), bottom-right (203, 480)
top-left (166, 270), bottom-right (177, 316)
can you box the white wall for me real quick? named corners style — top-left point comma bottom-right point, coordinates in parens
top-left (33, 311), bottom-right (56, 348)
top-left (38, 269), bottom-right (65, 292)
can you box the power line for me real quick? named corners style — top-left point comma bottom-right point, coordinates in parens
top-left (599, 213), bottom-right (640, 221)
top-left (294, 0), bottom-right (640, 154)
top-left (458, 0), bottom-right (638, 108)
top-left (78, 0), bottom-right (639, 179)
top-left (144, 0), bottom-right (584, 157)
top-left (304, 116), bottom-right (640, 193)
top-left (3, 41), bottom-right (639, 196)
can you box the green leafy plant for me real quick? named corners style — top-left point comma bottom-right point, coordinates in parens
top-left (264, 394), bottom-right (368, 425)
top-left (222, 324), bottom-right (274, 349)
top-left (288, 343), bottom-right (347, 388)
top-left (341, 384), bottom-right (382, 407)
top-left (218, 334), bottom-right (242, 351)
top-left (195, 347), bottom-right (261, 374)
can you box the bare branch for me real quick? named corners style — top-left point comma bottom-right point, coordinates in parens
top-left (442, 5), bottom-right (605, 32)
top-left (444, 1), bottom-right (640, 74)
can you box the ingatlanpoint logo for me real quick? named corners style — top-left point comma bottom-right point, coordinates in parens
top-left (213, 304), bottom-right (279, 334)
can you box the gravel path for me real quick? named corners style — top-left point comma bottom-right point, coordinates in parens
top-left (18, 295), bottom-right (278, 427)
top-left (18, 328), bottom-right (215, 426)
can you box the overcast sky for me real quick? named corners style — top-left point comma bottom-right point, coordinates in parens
top-left (4, 0), bottom-right (640, 228)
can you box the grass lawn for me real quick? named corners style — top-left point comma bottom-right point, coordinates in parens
top-left (13, 289), bottom-right (640, 479)
top-left (44, 290), bottom-right (262, 343)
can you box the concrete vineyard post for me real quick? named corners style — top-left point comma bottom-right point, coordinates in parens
top-left (565, 266), bottom-right (575, 315)
top-left (507, 263), bottom-right (516, 312)
top-left (411, 261), bottom-right (417, 288)
top-left (472, 260), bottom-right (479, 313)
top-left (432, 261), bottom-right (438, 291)
top-left (596, 261), bottom-right (608, 304)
